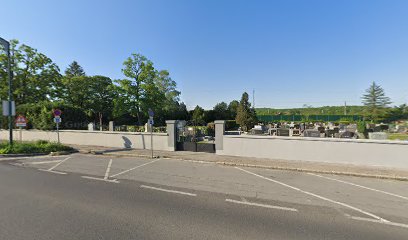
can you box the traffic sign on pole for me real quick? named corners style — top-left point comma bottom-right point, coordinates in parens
top-left (53, 109), bottom-right (62, 117)
top-left (148, 108), bottom-right (154, 117)
top-left (15, 115), bottom-right (27, 127)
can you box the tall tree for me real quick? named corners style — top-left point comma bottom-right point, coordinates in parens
top-left (65, 61), bottom-right (85, 77)
top-left (362, 82), bottom-right (391, 121)
top-left (0, 40), bottom-right (61, 104)
top-left (213, 102), bottom-right (228, 120)
top-left (236, 92), bottom-right (257, 131)
top-left (120, 53), bottom-right (155, 125)
top-left (61, 75), bottom-right (114, 121)
top-left (227, 100), bottom-right (239, 119)
top-left (192, 105), bottom-right (205, 125)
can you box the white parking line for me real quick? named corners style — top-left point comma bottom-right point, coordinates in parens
top-left (81, 176), bottom-right (119, 183)
top-left (235, 167), bottom-right (390, 222)
top-left (225, 199), bottom-right (298, 212)
top-left (307, 173), bottom-right (408, 201)
top-left (26, 160), bottom-right (63, 165)
top-left (38, 169), bottom-right (67, 175)
top-left (346, 215), bottom-right (408, 229)
top-left (140, 185), bottom-right (197, 196)
top-left (47, 157), bottom-right (71, 171)
top-left (110, 159), bottom-right (160, 178)
top-left (104, 159), bottom-right (113, 180)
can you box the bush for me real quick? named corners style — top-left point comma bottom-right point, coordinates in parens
top-left (357, 121), bottom-right (368, 138)
top-left (0, 140), bottom-right (73, 154)
top-left (4, 101), bottom-right (89, 130)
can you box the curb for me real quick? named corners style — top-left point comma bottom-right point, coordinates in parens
top-left (80, 151), bottom-right (408, 181)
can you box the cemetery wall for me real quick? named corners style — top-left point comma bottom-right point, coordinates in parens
top-left (0, 129), bottom-right (172, 151)
top-left (217, 135), bottom-right (408, 170)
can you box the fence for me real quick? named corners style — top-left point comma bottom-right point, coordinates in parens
top-left (257, 115), bottom-right (363, 122)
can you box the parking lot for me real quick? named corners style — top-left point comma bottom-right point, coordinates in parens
top-left (7, 153), bottom-right (408, 231)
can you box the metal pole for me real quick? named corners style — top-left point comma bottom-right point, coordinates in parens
top-left (19, 127), bottom-right (22, 142)
top-left (1, 38), bottom-right (13, 145)
top-left (57, 121), bottom-right (60, 144)
top-left (150, 123), bottom-right (153, 159)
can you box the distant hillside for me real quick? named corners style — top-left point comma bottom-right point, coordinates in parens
top-left (256, 106), bottom-right (366, 116)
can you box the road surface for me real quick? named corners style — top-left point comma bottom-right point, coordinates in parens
top-left (0, 154), bottom-right (407, 239)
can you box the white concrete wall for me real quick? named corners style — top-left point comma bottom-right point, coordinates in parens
top-left (0, 130), bottom-right (172, 151)
top-left (217, 135), bottom-right (408, 170)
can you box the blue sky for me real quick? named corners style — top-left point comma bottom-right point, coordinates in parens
top-left (1, 0), bottom-right (408, 109)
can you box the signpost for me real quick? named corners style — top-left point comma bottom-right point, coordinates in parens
top-left (53, 109), bottom-right (62, 143)
top-left (15, 115), bottom-right (27, 142)
top-left (148, 108), bottom-right (154, 159)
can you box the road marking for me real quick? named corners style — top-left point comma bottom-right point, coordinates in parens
top-left (226, 198), bottom-right (298, 212)
top-left (307, 173), bottom-right (408, 201)
top-left (235, 167), bottom-right (390, 222)
top-left (104, 159), bottom-right (113, 180)
top-left (47, 156), bottom-right (71, 171)
top-left (25, 160), bottom-right (63, 165)
top-left (0, 155), bottom-right (63, 161)
top-left (81, 176), bottom-right (119, 183)
top-left (38, 169), bottom-right (67, 175)
top-left (346, 215), bottom-right (408, 229)
top-left (140, 185), bottom-right (197, 196)
top-left (110, 159), bottom-right (160, 178)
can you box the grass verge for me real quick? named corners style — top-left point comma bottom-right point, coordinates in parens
top-left (0, 140), bottom-right (73, 154)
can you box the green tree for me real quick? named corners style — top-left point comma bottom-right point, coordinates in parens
top-left (213, 102), bottom-right (228, 120)
top-left (228, 100), bottom-right (239, 119)
top-left (65, 61), bottom-right (85, 77)
top-left (61, 75), bottom-right (114, 122)
top-left (236, 92), bottom-right (257, 131)
top-left (0, 40), bottom-right (61, 104)
top-left (362, 82), bottom-right (391, 121)
top-left (119, 53), bottom-right (156, 125)
top-left (192, 105), bottom-right (205, 125)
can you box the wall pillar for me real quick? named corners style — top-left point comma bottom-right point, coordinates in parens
top-left (166, 120), bottom-right (177, 151)
top-left (214, 120), bottom-right (225, 151)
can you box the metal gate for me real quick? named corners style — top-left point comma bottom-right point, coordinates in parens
top-left (176, 120), bottom-right (215, 153)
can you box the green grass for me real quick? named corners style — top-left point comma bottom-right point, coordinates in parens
top-left (0, 140), bottom-right (73, 154)
top-left (388, 133), bottom-right (408, 141)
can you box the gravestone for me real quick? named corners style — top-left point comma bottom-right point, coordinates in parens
top-left (303, 129), bottom-right (321, 138)
top-left (88, 122), bottom-right (95, 131)
top-left (109, 121), bottom-right (114, 131)
top-left (369, 132), bottom-right (389, 140)
top-left (277, 128), bottom-right (290, 136)
top-left (340, 131), bottom-right (355, 138)
top-left (346, 124), bottom-right (357, 133)
top-left (144, 122), bottom-right (152, 132)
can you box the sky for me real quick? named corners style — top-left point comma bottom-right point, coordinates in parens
top-left (1, 0), bottom-right (408, 109)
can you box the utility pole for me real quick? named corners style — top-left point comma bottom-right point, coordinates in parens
top-left (252, 89), bottom-right (255, 109)
top-left (0, 37), bottom-right (13, 145)
top-left (344, 101), bottom-right (347, 116)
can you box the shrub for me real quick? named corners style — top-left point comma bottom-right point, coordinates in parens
top-left (0, 140), bottom-right (73, 154)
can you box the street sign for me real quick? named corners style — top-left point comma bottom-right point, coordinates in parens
top-left (149, 118), bottom-right (154, 125)
top-left (148, 108), bottom-right (154, 117)
top-left (15, 115), bottom-right (27, 127)
top-left (53, 109), bottom-right (62, 117)
top-left (2, 100), bottom-right (15, 116)
top-left (53, 116), bottom-right (62, 123)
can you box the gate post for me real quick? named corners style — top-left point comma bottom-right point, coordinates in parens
top-left (214, 120), bottom-right (225, 152)
top-left (166, 120), bottom-right (177, 151)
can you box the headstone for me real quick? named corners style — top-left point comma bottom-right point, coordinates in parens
top-left (277, 128), bottom-right (290, 136)
top-left (303, 129), bottom-right (320, 138)
top-left (317, 127), bottom-right (325, 133)
top-left (109, 121), bottom-right (114, 131)
top-left (340, 131), bottom-right (355, 138)
top-left (346, 124), bottom-right (357, 133)
top-left (368, 132), bottom-right (389, 140)
top-left (88, 122), bottom-right (95, 131)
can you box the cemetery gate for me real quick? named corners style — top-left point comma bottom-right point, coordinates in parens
top-left (175, 120), bottom-right (216, 153)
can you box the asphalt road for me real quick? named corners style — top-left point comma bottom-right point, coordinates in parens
top-left (0, 154), bottom-right (407, 240)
